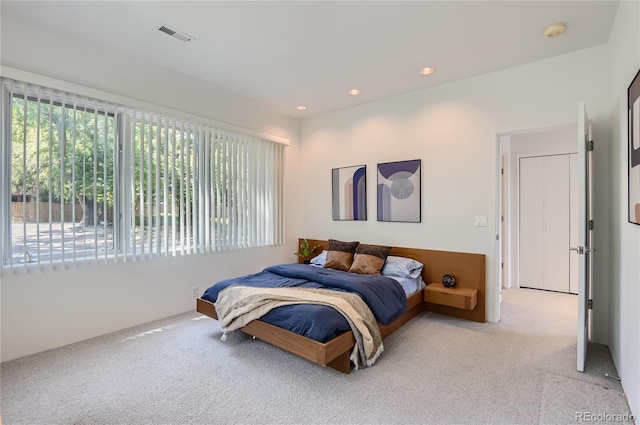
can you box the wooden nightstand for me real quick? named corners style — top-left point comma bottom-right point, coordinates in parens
top-left (424, 283), bottom-right (478, 310)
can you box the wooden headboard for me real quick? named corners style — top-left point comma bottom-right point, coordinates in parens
top-left (300, 238), bottom-right (486, 323)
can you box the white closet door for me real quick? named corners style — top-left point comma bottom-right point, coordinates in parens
top-left (519, 157), bottom-right (544, 289)
top-left (542, 155), bottom-right (570, 292)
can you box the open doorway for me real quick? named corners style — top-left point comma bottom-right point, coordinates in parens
top-left (497, 124), bottom-right (578, 294)
top-left (497, 104), bottom-right (597, 373)
top-left (496, 125), bottom-right (582, 365)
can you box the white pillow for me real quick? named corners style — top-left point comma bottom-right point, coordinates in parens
top-left (388, 275), bottom-right (426, 296)
top-left (310, 250), bottom-right (328, 266)
top-left (381, 256), bottom-right (424, 279)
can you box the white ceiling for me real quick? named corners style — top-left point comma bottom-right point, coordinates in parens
top-left (0, 1), bottom-right (620, 119)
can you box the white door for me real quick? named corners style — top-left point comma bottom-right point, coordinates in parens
top-left (519, 155), bottom-right (572, 292)
top-left (543, 155), bottom-right (571, 292)
top-left (519, 157), bottom-right (544, 289)
top-left (500, 154), bottom-right (508, 297)
top-left (574, 102), bottom-right (594, 373)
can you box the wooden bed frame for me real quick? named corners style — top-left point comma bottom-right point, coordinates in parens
top-left (196, 238), bottom-right (486, 373)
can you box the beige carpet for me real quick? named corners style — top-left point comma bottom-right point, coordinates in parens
top-left (0, 288), bottom-right (634, 424)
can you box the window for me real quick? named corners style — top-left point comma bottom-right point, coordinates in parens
top-left (1, 79), bottom-right (285, 269)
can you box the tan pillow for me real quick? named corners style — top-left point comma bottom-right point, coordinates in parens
top-left (349, 244), bottom-right (392, 275)
top-left (324, 239), bottom-right (359, 271)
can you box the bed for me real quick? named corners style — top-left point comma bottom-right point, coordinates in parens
top-left (196, 238), bottom-right (486, 373)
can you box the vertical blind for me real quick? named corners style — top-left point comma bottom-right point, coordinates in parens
top-left (1, 78), bottom-right (285, 270)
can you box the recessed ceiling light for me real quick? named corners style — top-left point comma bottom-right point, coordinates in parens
top-left (543, 22), bottom-right (567, 38)
top-left (348, 89), bottom-right (361, 96)
top-left (419, 67), bottom-right (435, 76)
top-left (295, 105), bottom-right (307, 111)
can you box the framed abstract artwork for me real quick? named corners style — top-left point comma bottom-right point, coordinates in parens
top-left (332, 165), bottom-right (367, 221)
top-left (629, 69), bottom-right (640, 225)
top-left (377, 159), bottom-right (421, 223)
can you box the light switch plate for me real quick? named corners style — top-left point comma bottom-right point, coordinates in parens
top-left (474, 216), bottom-right (488, 227)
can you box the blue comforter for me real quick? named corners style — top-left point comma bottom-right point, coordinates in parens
top-left (201, 264), bottom-right (408, 342)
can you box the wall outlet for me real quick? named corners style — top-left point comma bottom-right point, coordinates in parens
top-left (192, 287), bottom-right (199, 297)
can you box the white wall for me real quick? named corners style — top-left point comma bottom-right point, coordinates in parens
top-left (0, 19), bottom-right (301, 361)
top-left (300, 45), bottom-right (612, 328)
top-left (607, 0), bottom-right (640, 418)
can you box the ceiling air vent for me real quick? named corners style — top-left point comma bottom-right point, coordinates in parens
top-left (158, 24), bottom-right (194, 43)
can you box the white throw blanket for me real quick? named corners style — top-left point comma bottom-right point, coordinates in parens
top-left (214, 285), bottom-right (384, 369)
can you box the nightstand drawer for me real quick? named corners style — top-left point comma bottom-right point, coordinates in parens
top-left (424, 283), bottom-right (478, 310)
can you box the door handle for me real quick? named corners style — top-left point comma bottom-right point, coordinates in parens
top-left (570, 246), bottom-right (596, 254)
